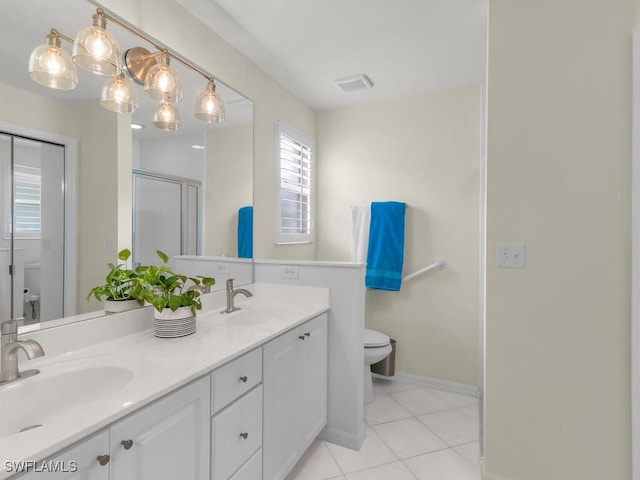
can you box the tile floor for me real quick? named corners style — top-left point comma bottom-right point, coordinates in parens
top-left (285, 377), bottom-right (480, 480)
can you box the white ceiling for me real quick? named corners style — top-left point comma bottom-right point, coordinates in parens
top-left (177, 0), bottom-right (488, 111)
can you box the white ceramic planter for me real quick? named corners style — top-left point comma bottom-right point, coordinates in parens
top-left (153, 306), bottom-right (196, 338)
top-left (104, 298), bottom-right (144, 314)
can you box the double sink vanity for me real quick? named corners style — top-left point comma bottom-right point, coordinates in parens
top-left (0, 283), bottom-right (330, 480)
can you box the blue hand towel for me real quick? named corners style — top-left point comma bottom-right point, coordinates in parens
top-left (365, 201), bottom-right (406, 291)
top-left (237, 206), bottom-right (253, 258)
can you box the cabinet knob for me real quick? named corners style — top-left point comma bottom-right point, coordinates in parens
top-left (305, 332), bottom-right (310, 337)
top-left (96, 455), bottom-right (110, 466)
top-left (121, 439), bottom-right (134, 450)
top-left (239, 432), bottom-right (249, 440)
top-left (239, 375), bottom-right (248, 383)
top-left (298, 335), bottom-right (306, 340)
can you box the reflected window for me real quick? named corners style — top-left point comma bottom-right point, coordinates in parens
top-left (276, 120), bottom-right (313, 244)
top-left (13, 165), bottom-right (42, 235)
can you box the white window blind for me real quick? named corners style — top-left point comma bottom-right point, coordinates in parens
top-left (276, 121), bottom-right (313, 244)
top-left (13, 165), bottom-right (42, 234)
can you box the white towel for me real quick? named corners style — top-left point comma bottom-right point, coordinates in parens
top-left (351, 205), bottom-right (370, 264)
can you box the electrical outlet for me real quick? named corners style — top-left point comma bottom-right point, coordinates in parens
top-left (281, 266), bottom-right (299, 279)
top-left (216, 263), bottom-right (230, 274)
top-left (496, 243), bottom-right (526, 268)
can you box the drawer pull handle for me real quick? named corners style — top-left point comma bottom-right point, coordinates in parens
top-left (121, 439), bottom-right (134, 450)
top-left (298, 335), bottom-right (306, 340)
top-left (239, 376), bottom-right (248, 383)
top-left (305, 332), bottom-right (310, 337)
top-left (240, 432), bottom-right (249, 440)
top-left (97, 455), bottom-right (110, 466)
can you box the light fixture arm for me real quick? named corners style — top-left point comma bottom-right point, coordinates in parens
top-left (48, 29), bottom-right (74, 46)
top-left (95, 8), bottom-right (215, 85)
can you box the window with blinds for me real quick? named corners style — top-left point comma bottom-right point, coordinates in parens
top-left (276, 121), bottom-right (313, 244)
top-left (13, 165), bottom-right (42, 235)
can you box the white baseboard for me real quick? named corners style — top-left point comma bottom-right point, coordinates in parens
top-left (318, 422), bottom-right (366, 450)
top-left (373, 371), bottom-right (479, 397)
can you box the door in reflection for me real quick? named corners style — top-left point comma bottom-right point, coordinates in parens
top-left (0, 133), bottom-right (65, 324)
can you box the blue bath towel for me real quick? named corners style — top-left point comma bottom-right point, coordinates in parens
top-left (365, 201), bottom-right (406, 291)
top-left (237, 206), bottom-right (253, 258)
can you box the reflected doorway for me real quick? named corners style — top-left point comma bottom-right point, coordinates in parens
top-left (0, 132), bottom-right (65, 324)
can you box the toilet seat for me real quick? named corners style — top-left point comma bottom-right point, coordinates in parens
top-left (364, 328), bottom-right (390, 348)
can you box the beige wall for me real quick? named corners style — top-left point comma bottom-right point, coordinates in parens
top-left (485, 1), bottom-right (633, 479)
top-left (317, 86), bottom-right (481, 386)
top-left (205, 123), bottom-right (253, 256)
top-left (97, 0), bottom-right (317, 261)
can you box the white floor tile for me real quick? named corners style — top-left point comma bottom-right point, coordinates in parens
top-left (417, 409), bottom-right (478, 447)
top-left (372, 417), bottom-right (447, 459)
top-left (457, 403), bottom-right (480, 421)
top-left (285, 440), bottom-right (342, 480)
top-left (372, 377), bottom-right (421, 394)
top-left (325, 428), bottom-right (398, 474)
top-left (364, 392), bottom-right (413, 425)
top-left (390, 388), bottom-right (451, 416)
top-left (403, 449), bottom-right (480, 480)
top-left (429, 389), bottom-right (478, 408)
top-left (344, 461), bottom-right (417, 480)
top-left (453, 442), bottom-right (480, 467)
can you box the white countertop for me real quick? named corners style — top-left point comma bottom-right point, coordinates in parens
top-left (0, 283), bottom-right (329, 479)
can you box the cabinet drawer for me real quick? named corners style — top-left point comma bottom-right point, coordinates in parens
top-left (212, 385), bottom-right (263, 480)
top-left (229, 448), bottom-right (262, 480)
top-left (211, 347), bottom-right (262, 414)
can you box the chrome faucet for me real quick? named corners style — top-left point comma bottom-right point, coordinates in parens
top-left (221, 278), bottom-right (253, 314)
top-left (0, 320), bottom-right (45, 386)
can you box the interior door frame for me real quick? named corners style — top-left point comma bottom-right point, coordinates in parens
top-left (0, 120), bottom-right (78, 318)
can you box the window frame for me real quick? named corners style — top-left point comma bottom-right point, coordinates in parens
top-left (274, 120), bottom-right (314, 245)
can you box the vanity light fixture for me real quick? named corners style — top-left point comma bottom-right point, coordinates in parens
top-left (131, 123), bottom-right (144, 130)
top-left (100, 73), bottom-right (138, 113)
top-left (28, 7), bottom-right (225, 130)
top-left (194, 79), bottom-right (225, 123)
top-left (28, 29), bottom-right (78, 90)
top-left (152, 94), bottom-right (182, 131)
top-left (72, 9), bottom-right (121, 76)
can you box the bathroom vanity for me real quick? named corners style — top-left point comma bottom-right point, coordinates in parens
top-left (0, 283), bottom-right (329, 480)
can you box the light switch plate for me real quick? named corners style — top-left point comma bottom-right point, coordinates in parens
top-left (496, 243), bottom-right (526, 268)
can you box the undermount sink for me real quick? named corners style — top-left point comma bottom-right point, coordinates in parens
top-left (0, 365), bottom-right (133, 437)
top-left (221, 305), bottom-right (292, 326)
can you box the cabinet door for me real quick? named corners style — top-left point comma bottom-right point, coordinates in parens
top-left (301, 314), bottom-right (328, 446)
top-left (109, 377), bottom-right (210, 480)
top-left (263, 328), bottom-right (301, 480)
top-left (15, 430), bottom-right (110, 480)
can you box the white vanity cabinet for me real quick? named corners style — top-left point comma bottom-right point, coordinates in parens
top-left (108, 376), bottom-right (210, 480)
top-left (210, 347), bottom-right (263, 480)
top-left (263, 314), bottom-right (328, 480)
top-left (15, 431), bottom-right (110, 480)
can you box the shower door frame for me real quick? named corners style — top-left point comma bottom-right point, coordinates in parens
top-left (0, 120), bottom-right (78, 320)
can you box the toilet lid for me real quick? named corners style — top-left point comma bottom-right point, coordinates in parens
top-left (364, 329), bottom-right (390, 347)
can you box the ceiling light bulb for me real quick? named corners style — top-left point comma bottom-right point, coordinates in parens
top-left (100, 73), bottom-right (138, 113)
top-left (194, 79), bottom-right (226, 123)
top-left (72, 9), bottom-right (121, 76)
top-left (28, 30), bottom-right (78, 90)
top-left (144, 52), bottom-right (182, 103)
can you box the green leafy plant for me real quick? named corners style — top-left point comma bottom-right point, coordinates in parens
top-left (87, 248), bottom-right (143, 304)
top-left (136, 250), bottom-right (215, 315)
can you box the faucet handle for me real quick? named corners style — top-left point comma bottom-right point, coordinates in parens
top-left (226, 278), bottom-right (235, 289)
top-left (1, 320), bottom-right (18, 335)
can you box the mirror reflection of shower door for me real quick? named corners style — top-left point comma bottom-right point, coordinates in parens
top-left (133, 171), bottom-right (200, 269)
top-left (0, 133), bottom-right (65, 324)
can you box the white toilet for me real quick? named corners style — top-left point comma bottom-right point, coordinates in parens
top-left (364, 328), bottom-right (392, 404)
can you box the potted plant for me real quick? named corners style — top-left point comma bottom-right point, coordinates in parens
top-left (136, 250), bottom-right (215, 338)
top-left (87, 248), bottom-right (144, 314)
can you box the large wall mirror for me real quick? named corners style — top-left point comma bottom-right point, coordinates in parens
top-left (0, 0), bottom-right (253, 330)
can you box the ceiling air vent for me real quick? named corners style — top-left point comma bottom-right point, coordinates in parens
top-left (334, 74), bottom-right (374, 93)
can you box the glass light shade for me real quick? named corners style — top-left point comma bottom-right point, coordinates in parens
top-left (144, 54), bottom-right (182, 103)
top-left (100, 74), bottom-right (138, 113)
top-left (29, 38), bottom-right (78, 90)
top-left (152, 101), bottom-right (182, 131)
top-left (194, 80), bottom-right (225, 123)
top-left (72, 13), bottom-right (121, 76)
